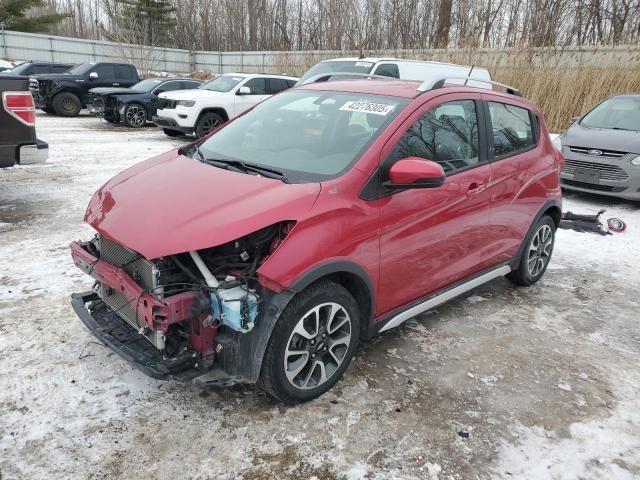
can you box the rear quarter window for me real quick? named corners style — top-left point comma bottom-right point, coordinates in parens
top-left (488, 102), bottom-right (536, 159)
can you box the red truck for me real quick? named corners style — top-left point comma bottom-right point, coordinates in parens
top-left (71, 76), bottom-right (562, 403)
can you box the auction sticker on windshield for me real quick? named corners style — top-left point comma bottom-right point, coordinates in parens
top-left (340, 101), bottom-right (394, 116)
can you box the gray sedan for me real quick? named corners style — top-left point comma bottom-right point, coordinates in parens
top-left (556, 93), bottom-right (640, 201)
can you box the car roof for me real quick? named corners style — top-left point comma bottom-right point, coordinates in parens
top-left (149, 77), bottom-right (202, 82)
top-left (224, 72), bottom-right (299, 80)
top-left (296, 78), bottom-right (538, 109)
top-left (321, 57), bottom-right (485, 71)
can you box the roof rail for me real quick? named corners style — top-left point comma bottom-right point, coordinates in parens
top-left (418, 77), bottom-right (522, 96)
top-left (299, 72), bottom-right (392, 85)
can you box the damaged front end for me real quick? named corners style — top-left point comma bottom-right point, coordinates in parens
top-left (71, 222), bottom-right (295, 385)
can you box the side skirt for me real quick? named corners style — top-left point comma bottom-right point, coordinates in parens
top-left (375, 264), bottom-right (512, 334)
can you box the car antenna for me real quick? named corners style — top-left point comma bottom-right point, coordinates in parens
top-left (464, 65), bottom-right (475, 86)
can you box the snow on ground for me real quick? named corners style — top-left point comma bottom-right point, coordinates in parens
top-left (0, 114), bottom-right (639, 479)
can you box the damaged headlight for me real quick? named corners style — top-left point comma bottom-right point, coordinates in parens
top-left (177, 99), bottom-right (196, 107)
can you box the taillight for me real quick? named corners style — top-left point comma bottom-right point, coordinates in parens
top-left (3, 91), bottom-right (36, 126)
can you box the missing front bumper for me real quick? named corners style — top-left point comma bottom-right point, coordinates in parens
top-left (71, 291), bottom-right (239, 386)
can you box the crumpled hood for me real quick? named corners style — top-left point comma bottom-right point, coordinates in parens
top-left (159, 89), bottom-right (223, 101)
top-left (31, 73), bottom-right (81, 82)
top-left (564, 123), bottom-right (640, 154)
top-left (85, 151), bottom-right (321, 259)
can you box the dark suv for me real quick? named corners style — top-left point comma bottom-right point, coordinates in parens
top-left (1, 75), bottom-right (48, 168)
top-left (31, 62), bottom-right (140, 117)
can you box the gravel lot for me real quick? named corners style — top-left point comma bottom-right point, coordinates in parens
top-left (1, 113), bottom-right (639, 480)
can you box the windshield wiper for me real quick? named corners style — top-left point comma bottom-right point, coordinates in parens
top-left (612, 127), bottom-right (638, 132)
top-left (201, 157), bottom-right (288, 182)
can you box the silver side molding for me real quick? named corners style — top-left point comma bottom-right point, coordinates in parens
top-left (379, 265), bottom-right (511, 333)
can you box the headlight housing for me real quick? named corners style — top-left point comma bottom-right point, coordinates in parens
top-left (630, 155), bottom-right (640, 166)
top-left (177, 100), bottom-right (196, 107)
top-left (551, 135), bottom-right (562, 151)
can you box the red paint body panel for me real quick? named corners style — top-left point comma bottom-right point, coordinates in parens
top-left (85, 151), bottom-right (320, 260)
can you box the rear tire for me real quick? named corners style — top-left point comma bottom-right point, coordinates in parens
top-left (259, 280), bottom-right (360, 403)
top-left (53, 92), bottom-right (81, 117)
top-left (163, 128), bottom-right (182, 137)
top-left (123, 103), bottom-right (147, 128)
top-left (507, 215), bottom-right (556, 286)
top-left (195, 112), bottom-right (224, 138)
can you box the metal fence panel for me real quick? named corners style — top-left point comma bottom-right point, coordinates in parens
top-left (1, 30), bottom-right (639, 76)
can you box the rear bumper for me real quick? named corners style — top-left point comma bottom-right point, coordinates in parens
top-left (19, 139), bottom-right (48, 165)
top-left (71, 291), bottom-right (238, 385)
top-left (152, 115), bottom-right (194, 134)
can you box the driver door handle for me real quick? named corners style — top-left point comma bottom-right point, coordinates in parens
top-left (466, 182), bottom-right (486, 197)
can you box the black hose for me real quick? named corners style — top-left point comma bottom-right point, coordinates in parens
top-left (171, 255), bottom-right (203, 284)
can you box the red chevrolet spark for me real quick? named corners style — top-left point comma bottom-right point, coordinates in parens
top-left (71, 77), bottom-right (562, 402)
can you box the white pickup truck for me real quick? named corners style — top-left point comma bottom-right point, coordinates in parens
top-left (153, 73), bottom-right (298, 138)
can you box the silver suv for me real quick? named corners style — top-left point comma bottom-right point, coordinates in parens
top-left (556, 93), bottom-right (640, 201)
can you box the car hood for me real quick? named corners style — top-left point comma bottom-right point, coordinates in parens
top-left (85, 150), bottom-right (321, 259)
top-left (90, 87), bottom-right (143, 95)
top-left (159, 89), bottom-right (223, 100)
top-left (564, 123), bottom-right (640, 154)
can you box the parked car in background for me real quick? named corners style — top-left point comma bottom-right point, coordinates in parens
top-left (88, 77), bottom-right (203, 128)
top-left (71, 76), bottom-right (562, 403)
top-left (30, 62), bottom-right (140, 117)
top-left (298, 57), bottom-right (492, 89)
top-left (0, 59), bottom-right (15, 72)
top-left (1, 75), bottom-right (48, 168)
top-left (153, 73), bottom-right (298, 138)
top-left (556, 93), bottom-right (640, 201)
top-left (0, 61), bottom-right (74, 76)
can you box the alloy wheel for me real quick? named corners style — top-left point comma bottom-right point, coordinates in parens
top-left (284, 302), bottom-right (352, 390)
top-left (201, 117), bottom-right (220, 134)
top-left (527, 224), bottom-right (553, 277)
top-left (126, 105), bottom-right (146, 127)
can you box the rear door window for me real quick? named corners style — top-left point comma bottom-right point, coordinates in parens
top-left (374, 63), bottom-right (400, 79)
top-left (487, 102), bottom-right (536, 159)
top-left (116, 65), bottom-right (134, 80)
top-left (181, 81), bottom-right (201, 89)
top-left (267, 78), bottom-right (290, 94)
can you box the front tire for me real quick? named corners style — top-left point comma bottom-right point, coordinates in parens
top-left (259, 280), bottom-right (360, 403)
top-left (507, 215), bottom-right (556, 286)
top-left (195, 112), bottom-right (224, 138)
top-left (53, 92), bottom-right (81, 117)
top-left (123, 103), bottom-right (147, 128)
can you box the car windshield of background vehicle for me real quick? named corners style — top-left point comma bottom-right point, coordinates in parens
top-left (581, 96), bottom-right (640, 131)
top-left (199, 90), bottom-right (408, 182)
top-left (67, 63), bottom-right (95, 75)
top-left (199, 75), bottom-right (244, 92)
top-left (7, 63), bottom-right (31, 75)
top-left (132, 79), bottom-right (163, 92)
top-left (298, 61), bottom-right (376, 83)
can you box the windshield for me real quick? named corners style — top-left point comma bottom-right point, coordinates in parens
top-left (8, 63), bottom-right (30, 75)
top-left (199, 75), bottom-right (245, 92)
top-left (67, 63), bottom-right (95, 75)
top-left (198, 90), bottom-right (408, 182)
top-left (581, 96), bottom-right (640, 131)
top-left (132, 79), bottom-right (163, 92)
top-left (298, 60), bottom-right (375, 84)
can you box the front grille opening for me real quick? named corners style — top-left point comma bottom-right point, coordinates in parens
top-left (562, 159), bottom-right (630, 181)
top-left (562, 179), bottom-right (626, 192)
